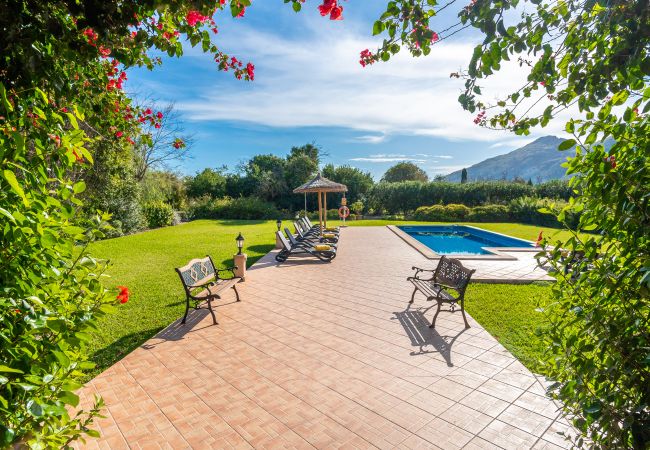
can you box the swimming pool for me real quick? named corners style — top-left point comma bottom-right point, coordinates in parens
top-left (397, 225), bottom-right (534, 256)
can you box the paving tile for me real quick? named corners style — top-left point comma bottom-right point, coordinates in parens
top-left (73, 227), bottom-right (569, 448)
top-left (477, 419), bottom-right (539, 449)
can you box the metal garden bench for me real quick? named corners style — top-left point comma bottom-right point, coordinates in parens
top-left (175, 256), bottom-right (241, 325)
top-left (407, 256), bottom-right (476, 329)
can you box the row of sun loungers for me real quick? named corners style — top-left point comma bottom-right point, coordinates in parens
top-left (275, 217), bottom-right (340, 262)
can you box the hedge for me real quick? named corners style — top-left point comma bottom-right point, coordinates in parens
top-left (368, 180), bottom-right (573, 214)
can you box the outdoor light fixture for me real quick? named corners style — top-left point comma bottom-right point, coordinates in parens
top-left (276, 219), bottom-right (282, 231)
top-left (236, 233), bottom-right (244, 255)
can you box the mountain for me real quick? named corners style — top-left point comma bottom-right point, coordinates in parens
top-left (446, 136), bottom-right (570, 183)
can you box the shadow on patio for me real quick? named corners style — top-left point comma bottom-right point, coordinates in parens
top-left (393, 307), bottom-right (467, 366)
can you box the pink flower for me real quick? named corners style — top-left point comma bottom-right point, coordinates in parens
top-left (99, 46), bottom-right (111, 57)
top-left (186, 10), bottom-right (209, 27)
top-left (319, 0), bottom-right (343, 20)
top-left (359, 49), bottom-right (374, 67)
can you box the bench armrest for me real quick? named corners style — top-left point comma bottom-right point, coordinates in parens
top-left (410, 266), bottom-right (436, 281)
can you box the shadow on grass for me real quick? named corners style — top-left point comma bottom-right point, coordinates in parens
top-left (247, 244), bottom-right (275, 254)
top-left (393, 305), bottom-right (467, 367)
top-left (213, 219), bottom-right (270, 226)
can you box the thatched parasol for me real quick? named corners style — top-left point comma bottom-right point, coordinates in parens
top-left (293, 173), bottom-right (347, 234)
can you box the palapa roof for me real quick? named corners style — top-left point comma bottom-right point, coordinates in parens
top-left (293, 173), bottom-right (348, 193)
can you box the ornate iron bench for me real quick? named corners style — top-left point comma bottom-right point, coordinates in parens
top-left (175, 256), bottom-right (241, 325)
top-left (407, 256), bottom-right (476, 329)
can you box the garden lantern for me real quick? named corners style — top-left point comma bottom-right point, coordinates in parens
top-left (276, 219), bottom-right (282, 231)
top-left (236, 233), bottom-right (244, 255)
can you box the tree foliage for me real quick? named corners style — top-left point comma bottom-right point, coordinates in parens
top-left (381, 161), bottom-right (429, 183)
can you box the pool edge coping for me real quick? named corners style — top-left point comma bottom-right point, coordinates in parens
top-left (386, 224), bottom-right (542, 261)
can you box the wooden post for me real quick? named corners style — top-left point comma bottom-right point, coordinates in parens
top-left (317, 190), bottom-right (323, 236)
top-left (323, 191), bottom-right (327, 229)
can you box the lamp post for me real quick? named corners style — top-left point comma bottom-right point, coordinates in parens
top-left (234, 233), bottom-right (247, 280)
top-left (236, 233), bottom-right (244, 255)
top-left (275, 219), bottom-right (283, 250)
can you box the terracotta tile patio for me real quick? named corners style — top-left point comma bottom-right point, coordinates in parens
top-left (77, 226), bottom-right (576, 449)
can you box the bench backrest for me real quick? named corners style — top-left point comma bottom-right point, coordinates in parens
top-left (176, 256), bottom-right (217, 293)
top-left (433, 256), bottom-right (475, 294)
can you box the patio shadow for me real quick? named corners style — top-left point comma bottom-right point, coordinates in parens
top-left (393, 307), bottom-right (467, 367)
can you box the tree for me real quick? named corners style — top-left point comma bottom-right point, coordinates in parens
top-left (132, 103), bottom-right (193, 181)
top-left (460, 168), bottom-right (468, 184)
top-left (366, 0), bottom-right (649, 447)
top-left (186, 168), bottom-right (227, 199)
top-left (322, 164), bottom-right (374, 203)
top-left (289, 142), bottom-right (323, 166)
top-left (381, 162), bottom-right (429, 183)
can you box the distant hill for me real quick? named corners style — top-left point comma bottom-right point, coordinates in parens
top-left (446, 136), bottom-right (571, 183)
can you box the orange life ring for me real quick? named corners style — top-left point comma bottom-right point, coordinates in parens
top-left (338, 206), bottom-right (350, 219)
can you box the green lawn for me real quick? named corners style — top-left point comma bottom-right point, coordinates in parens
top-left (86, 219), bottom-right (556, 379)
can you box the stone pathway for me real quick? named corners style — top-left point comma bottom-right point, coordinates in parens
top-left (77, 226), bottom-right (576, 449)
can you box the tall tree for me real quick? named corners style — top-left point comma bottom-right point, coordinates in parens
top-left (381, 162), bottom-right (429, 183)
top-left (322, 164), bottom-right (374, 203)
top-left (460, 168), bottom-right (468, 184)
top-left (132, 103), bottom-right (193, 181)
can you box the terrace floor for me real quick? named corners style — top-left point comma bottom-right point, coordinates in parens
top-left (78, 226), bottom-right (575, 449)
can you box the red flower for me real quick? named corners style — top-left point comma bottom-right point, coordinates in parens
top-left (319, 0), bottom-right (343, 20)
top-left (246, 62), bottom-right (255, 80)
top-left (72, 149), bottom-right (84, 163)
top-left (156, 111), bottom-right (163, 119)
top-left (359, 49), bottom-right (374, 67)
top-left (236, 7), bottom-right (246, 18)
top-left (99, 46), bottom-right (111, 57)
top-left (115, 131), bottom-right (124, 138)
top-left (431, 31), bottom-right (440, 42)
top-left (116, 286), bottom-right (130, 304)
top-left (154, 123), bottom-right (161, 129)
top-left (605, 155), bottom-right (616, 168)
top-left (145, 108), bottom-right (152, 115)
top-left (186, 10), bottom-right (209, 26)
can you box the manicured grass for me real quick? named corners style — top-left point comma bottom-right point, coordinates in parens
top-left (86, 219), bottom-right (558, 379)
top-left (464, 283), bottom-right (551, 375)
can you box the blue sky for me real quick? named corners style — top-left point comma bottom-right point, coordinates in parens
top-left (126, 1), bottom-right (566, 179)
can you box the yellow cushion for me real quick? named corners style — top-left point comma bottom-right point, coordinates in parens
top-left (323, 233), bottom-right (337, 239)
top-left (314, 245), bottom-right (331, 252)
top-left (325, 227), bottom-right (338, 231)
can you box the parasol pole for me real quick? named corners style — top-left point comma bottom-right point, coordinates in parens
top-left (304, 192), bottom-right (307, 217)
top-left (323, 191), bottom-right (327, 229)
top-left (317, 190), bottom-right (323, 236)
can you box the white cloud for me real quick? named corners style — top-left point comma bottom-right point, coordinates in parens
top-left (175, 18), bottom-right (575, 144)
top-left (349, 156), bottom-right (426, 163)
top-left (432, 155), bottom-right (453, 159)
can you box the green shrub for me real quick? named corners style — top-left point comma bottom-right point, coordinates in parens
top-left (188, 196), bottom-right (280, 220)
top-left (143, 201), bottom-right (174, 229)
top-left (350, 200), bottom-right (364, 215)
top-left (467, 205), bottom-right (511, 222)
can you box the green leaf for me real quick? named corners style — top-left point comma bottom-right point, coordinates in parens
top-left (373, 20), bottom-right (385, 36)
top-left (0, 365), bottom-right (23, 374)
top-left (59, 390), bottom-right (80, 407)
top-left (558, 139), bottom-right (576, 151)
top-left (0, 82), bottom-right (13, 112)
top-left (2, 170), bottom-right (29, 206)
top-left (292, 1), bottom-right (301, 12)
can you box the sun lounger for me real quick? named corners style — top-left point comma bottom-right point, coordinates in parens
top-left (275, 231), bottom-right (336, 262)
top-left (301, 217), bottom-right (340, 234)
top-left (294, 221), bottom-right (339, 244)
top-left (284, 227), bottom-right (336, 249)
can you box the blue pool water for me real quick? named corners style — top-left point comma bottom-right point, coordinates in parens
top-left (398, 225), bottom-right (534, 255)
